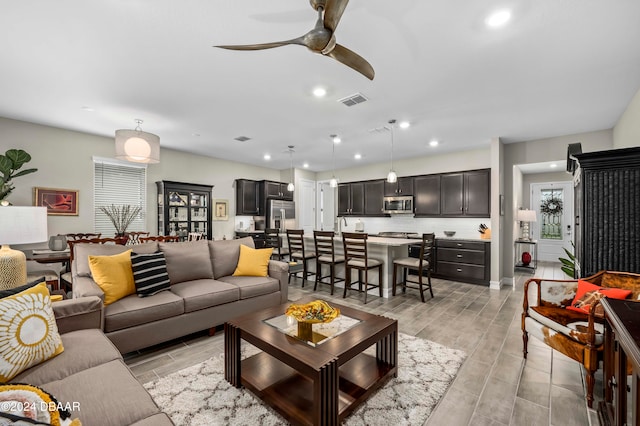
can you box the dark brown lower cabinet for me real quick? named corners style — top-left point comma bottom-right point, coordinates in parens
top-left (434, 239), bottom-right (490, 285)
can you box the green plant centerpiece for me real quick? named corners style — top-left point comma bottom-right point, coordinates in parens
top-left (0, 149), bottom-right (38, 203)
top-left (99, 204), bottom-right (142, 236)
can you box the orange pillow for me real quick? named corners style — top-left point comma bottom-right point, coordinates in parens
top-left (567, 279), bottom-right (631, 315)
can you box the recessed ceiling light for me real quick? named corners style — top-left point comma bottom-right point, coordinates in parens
top-left (485, 10), bottom-right (511, 28)
top-left (303, 162), bottom-right (309, 168)
top-left (399, 121), bottom-right (410, 129)
top-left (313, 87), bottom-right (327, 97)
top-left (263, 154), bottom-right (271, 160)
top-left (332, 136), bottom-right (341, 144)
top-left (550, 163), bottom-right (558, 168)
top-left (429, 140), bottom-right (439, 147)
top-left (354, 153), bottom-right (362, 160)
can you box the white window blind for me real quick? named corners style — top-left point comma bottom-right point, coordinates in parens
top-left (94, 159), bottom-right (146, 236)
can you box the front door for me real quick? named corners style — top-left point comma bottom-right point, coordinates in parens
top-left (530, 182), bottom-right (574, 262)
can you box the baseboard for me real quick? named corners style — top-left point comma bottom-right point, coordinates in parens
top-left (489, 280), bottom-right (502, 290)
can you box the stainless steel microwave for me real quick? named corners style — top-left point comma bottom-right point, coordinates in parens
top-left (383, 196), bottom-right (414, 214)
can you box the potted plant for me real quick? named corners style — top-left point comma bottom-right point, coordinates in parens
top-left (0, 149), bottom-right (38, 204)
top-left (99, 204), bottom-right (142, 237)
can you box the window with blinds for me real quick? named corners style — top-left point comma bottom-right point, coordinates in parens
top-left (94, 158), bottom-right (146, 236)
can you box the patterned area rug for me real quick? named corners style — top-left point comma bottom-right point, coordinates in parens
top-left (144, 333), bottom-right (466, 425)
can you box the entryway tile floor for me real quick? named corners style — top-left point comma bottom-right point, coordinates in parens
top-left (124, 261), bottom-right (599, 425)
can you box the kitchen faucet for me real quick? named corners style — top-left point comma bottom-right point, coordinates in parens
top-left (337, 216), bottom-right (347, 235)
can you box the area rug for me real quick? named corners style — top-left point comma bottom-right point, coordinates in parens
top-left (144, 333), bottom-right (466, 425)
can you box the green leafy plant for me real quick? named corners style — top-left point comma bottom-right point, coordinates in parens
top-left (99, 204), bottom-right (142, 235)
top-left (0, 149), bottom-right (38, 201)
top-left (559, 241), bottom-right (577, 278)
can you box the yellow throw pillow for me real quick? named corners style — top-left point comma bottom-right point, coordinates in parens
top-left (88, 250), bottom-right (135, 305)
top-left (0, 283), bottom-right (64, 383)
top-left (233, 244), bottom-right (273, 277)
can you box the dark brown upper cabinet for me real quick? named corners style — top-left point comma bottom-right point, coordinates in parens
top-left (384, 177), bottom-right (413, 196)
top-left (364, 180), bottom-right (386, 216)
top-left (441, 170), bottom-right (490, 217)
top-left (414, 175), bottom-right (441, 216)
top-left (235, 179), bottom-right (260, 216)
top-left (338, 182), bottom-right (365, 216)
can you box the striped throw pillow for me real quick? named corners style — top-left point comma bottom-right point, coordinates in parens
top-left (131, 252), bottom-right (171, 297)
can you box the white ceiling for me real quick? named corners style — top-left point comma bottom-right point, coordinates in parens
top-left (1, 1), bottom-right (639, 172)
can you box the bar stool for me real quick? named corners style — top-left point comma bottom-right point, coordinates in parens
top-left (265, 228), bottom-right (289, 261)
top-left (342, 232), bottom-right (383, 304)
top-left (313, 230), bottom-right (345, 295)
top-left (392, 233), bottom-right (435, 302)
top-left (286, 229), bottom-right (316, 286)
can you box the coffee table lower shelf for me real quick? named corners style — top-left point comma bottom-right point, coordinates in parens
top-left (241, 351), bottom-right (395, 426)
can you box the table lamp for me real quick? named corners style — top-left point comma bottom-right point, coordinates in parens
top-left (0, 206), bottom-right (48, 290)
top-left (517, 209), bottom-right (537, 241)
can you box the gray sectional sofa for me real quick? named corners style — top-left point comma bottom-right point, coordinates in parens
top-left (71, 236), bottom-right (289, 353)
top-left (12, 296), bottom-right (173, 426)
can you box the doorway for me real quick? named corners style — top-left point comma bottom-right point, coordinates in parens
top-left (530, 182), bottom-right (574, 262)
top-left (298, 179), bottom-right (316, 235)
top-left (316, 181), bottom-right (336, 232)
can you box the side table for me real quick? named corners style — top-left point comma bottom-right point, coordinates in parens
top-left (514, 240), bottom-right (537, 272)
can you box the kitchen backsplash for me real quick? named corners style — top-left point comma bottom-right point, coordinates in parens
top-left (337, 216), bottom-right (489, 240)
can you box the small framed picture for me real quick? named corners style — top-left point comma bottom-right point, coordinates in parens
top-left (213, 199), bottom-right (229, 221)
top-left (34, 187), bottom-right (79, 216)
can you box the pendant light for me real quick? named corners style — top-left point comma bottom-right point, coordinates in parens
top-left (329, 135), bottom-right (339, 188)
top-left (115, 119), bottom-right (160, 163)
top-left (387, 119), bottom-right (397, 183)
top-left (287, 145), bottom-right (295, 192)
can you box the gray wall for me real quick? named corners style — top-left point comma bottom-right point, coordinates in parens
top-left (0, 117), bottom-right (283, 240)
top-left (521, 171), bottom-right (572, 209)
top-left (502, 129), bottom-right (613, 278)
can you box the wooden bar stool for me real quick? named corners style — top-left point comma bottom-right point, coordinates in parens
top-left (286, 229), bottom-right (316, 286)
top-left (342, 232), bottom-right (382, 304)
top-left (392, 233), bottom-right (435, 302)
top-left (265, 228), bottom-right (289, 260)
top-left (313, 230), bottom-right (345, 295)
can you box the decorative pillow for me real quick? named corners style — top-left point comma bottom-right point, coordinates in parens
top-left (130, 252), bottom-right (171, 297)
top-left (0, 277), bottom-right (45, 299)
top-left (0, 383), bottom-right (81, 425)
top-left (88, 250), bottom-right (135, 305)
top-left (567, 279), bottom-right (632, 315)
top-left (233, 244), bottom-right (273, 277)
top-left (0, 283), bottom-right (64, 383)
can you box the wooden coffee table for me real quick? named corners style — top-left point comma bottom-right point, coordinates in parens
top-left (224, 297), bottom-right (398, 426)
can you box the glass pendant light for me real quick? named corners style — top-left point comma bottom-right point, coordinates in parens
top-left (387, 119), bottom-right (397, 183)
top-left (329, 135), bottom-right (338, 187)
top-left (287, 145), bottom-right (295, 192)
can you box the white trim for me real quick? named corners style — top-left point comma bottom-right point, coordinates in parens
top-left (490, 280), bottom-right (502, 290)
top-left (92, 155), bottom-right (148, 169)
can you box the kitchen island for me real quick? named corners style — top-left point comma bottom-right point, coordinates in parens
top-left (299, 234), bottom-right (422, 299)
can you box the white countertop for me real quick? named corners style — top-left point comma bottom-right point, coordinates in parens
top-left (301, 234), bottom-right (422, 247)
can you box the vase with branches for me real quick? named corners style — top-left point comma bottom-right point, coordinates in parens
top-left (100, 204), bottom-right (142, 236)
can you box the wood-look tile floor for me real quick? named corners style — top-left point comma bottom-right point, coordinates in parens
top-left (124, 262), bottom-right (600, 425)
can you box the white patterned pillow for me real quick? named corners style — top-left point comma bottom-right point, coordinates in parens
top-left (0, 283), bottom-right (64, 382)
top-left (131, 252), bottom-right (171, 297)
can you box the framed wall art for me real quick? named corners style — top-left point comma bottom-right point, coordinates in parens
top-left (34, 187), bottom-right (79, 216)
top-left (213, 199), bottom-right (229, 221)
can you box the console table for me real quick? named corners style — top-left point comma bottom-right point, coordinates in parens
top-left (599, 297), bottom-right (640, 426)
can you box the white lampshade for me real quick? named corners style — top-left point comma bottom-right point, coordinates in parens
top-left (115, 119), bottom-right (160, 164)
top-left (329, 177), bottom-right (338, 188)
top-left (517, 209), bottom-right (537, 222)
top-left (387, 170), bottom-right (398, 183)
top-left (0, 206), bottom-right (48, 245)
top-left (0, 206), bottom-right (48, 289)
top-left (287, 182), bottom-right (295, 192)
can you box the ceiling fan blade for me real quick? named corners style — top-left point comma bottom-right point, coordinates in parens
top-left (215, 37), bottom-right (304, 51)
top-left (324, 0), bottom-right (350, 32)
top-left (325, 43), bottom-right (374, 80)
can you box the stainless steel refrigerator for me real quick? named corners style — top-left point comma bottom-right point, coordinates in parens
top-left (266, 199), bottom-right (296, 232)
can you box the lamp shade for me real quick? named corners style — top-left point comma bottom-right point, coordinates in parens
top-left (115, 129), bottom-right (160, 163)
top-left (517, 209), bottom-right (537, 222)
top-left (0, 206), bottom-right (48, 245)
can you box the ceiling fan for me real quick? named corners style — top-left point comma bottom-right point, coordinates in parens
top-left (215, 0), bottom-right (375, 80)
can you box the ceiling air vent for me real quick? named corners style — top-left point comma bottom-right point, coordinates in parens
top-left (234, 136), bottom-right (251, 142)
top-left (337, 93), bottom-right (368, 107)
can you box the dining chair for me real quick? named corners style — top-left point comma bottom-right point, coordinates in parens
top-left (264, 228), bottom-right (289, 260)
top-left (187, 232), bottom-right (204, 241)
top-left (125, 231), bottom-right (150, 245)
top-left (64, 233), bottom-right (102, 240)
top-left (286, 229), bottom-right (316, 286)
top-left (342, 232), bottom-right (383, 304)
top-left (392, 233), bottom-right (435, 302)
top-left (139, 235), bottom-right (181, 243)
top-left (313, 230), bottom-right (345, 295)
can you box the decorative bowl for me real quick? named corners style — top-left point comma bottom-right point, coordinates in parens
top-left (285, 300), bottom-right (340, 324)
top-left (444, 231), bottom-right (456, 237)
